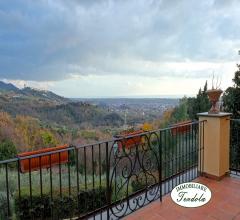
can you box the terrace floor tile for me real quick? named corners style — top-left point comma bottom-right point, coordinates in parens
top-left (125, 176), bottom-right (240, 220)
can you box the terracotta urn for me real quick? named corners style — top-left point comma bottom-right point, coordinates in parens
top-left (206, 89), bottom-right (223, 114)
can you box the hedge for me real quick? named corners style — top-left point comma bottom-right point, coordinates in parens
top-left (14, 186), bottom-right (107, 219)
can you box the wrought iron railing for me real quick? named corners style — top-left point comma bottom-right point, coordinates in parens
top-left (230, 119), bottom-right (240, 176)
top-left (0, 121), bottom-right (205, 220)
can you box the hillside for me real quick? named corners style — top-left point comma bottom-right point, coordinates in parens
top-left (0, 81), bottom-right (125, 152)
top-left (36, 102), bottom-right (124, 128)
top-left (0, 81), bottom-right (68, 104)
top-left (0, 81), bottom-right (20, 92)
top-left (0, 81), bottom-right (124, 129)
top-left (21, 87), bottom-right (69, 104)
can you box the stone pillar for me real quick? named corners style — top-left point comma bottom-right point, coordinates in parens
top-left (198, 112), bottom-right (232, 180)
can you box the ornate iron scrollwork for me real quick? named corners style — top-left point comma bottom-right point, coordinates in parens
top-left (108, 131), bottom-right (161, 219)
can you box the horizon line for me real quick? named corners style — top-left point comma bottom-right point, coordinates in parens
top-left (69, 94), bottom-right (194, 99)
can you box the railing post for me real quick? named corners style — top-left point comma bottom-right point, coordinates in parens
top-left (5, 163), bottom-right (10, 219)
top-left (159, 130), bottom-right (162, 202)
top-left (75, 147), bottom-right (80, 211)
top-left (198, 112), bottom-right (232, 180)
top-left (105, 142), bottom-right (110, 220)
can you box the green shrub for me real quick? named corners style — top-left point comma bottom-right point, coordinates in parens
top-left (14, 186), bottom-right (107, 219)
top-left (0, 168), bottom-right (17, 195)
top-left (131, 179), bottom-right (146, 192)
top-left (0, 192), bottom-right (10, 219)
top-left (40, 131), bottom-right (57, 147)
top-left (80, 130), bottom-right (97, 140)
top-left (0, 139), bottom-right (17, 161)
top-left (131, 174), bottom-right (158, 193)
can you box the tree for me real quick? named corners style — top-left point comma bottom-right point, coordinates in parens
top-left (0, 139), bottom-right (17, 160)
top-left (187, 81), bottom-right (210, 120)
top-left (222, 64), bottom-right (240, 169)
top-left (40, 131), bottom-right (57, 147)
top-left (170, 97), bottom-right (189, 123)
top-left (198, 81), bottom-right (210, 113)
top-left (223, 64), bottom-right (240, 118)
top-left (165, 81), bottom-right (211, 124)
top-left (154, 108), bottom-right (173, 128)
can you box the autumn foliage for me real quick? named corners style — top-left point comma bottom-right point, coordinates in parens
top-left (0, 111), bottom-right (112, 154)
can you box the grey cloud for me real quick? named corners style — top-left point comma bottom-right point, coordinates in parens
top-left (0, 0), bottom-right (239, 81)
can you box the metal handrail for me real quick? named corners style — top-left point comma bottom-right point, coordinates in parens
top-left (0, 120), bottom-right (205, 219)
top-left (230, 118), bottom-right (240, 122)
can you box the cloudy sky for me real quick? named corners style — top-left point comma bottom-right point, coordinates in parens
top-left (0, 0), bottom-right (240, 98)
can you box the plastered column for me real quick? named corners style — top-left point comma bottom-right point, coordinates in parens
top-left (198, 112), bottom-right (231, 180)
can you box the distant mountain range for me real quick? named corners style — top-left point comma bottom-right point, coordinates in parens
top-left (0, 81), bottom-right (20, 92)
top-left (0, 81), bottom-right (180, 129)
top-left (0, 81), bottom-right (124, 128)
top-left (0, 81), bottom-right (68, 104)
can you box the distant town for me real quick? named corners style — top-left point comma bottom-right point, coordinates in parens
top-left (74, 98), bottom-right (179, 126)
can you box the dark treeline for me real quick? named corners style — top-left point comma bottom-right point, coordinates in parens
top-left (169, 81), bottom-right (210, 123)
top-left (169, 64), bottom-right (240, 123)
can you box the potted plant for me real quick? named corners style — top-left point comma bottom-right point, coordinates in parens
top-left (17, 144), bottom-right (69, 173)
top-left (207, 75), bottom-right (223, 114)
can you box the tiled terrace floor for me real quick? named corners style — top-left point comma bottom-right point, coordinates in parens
top-left (125, 176), bottom-right (240, 220)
